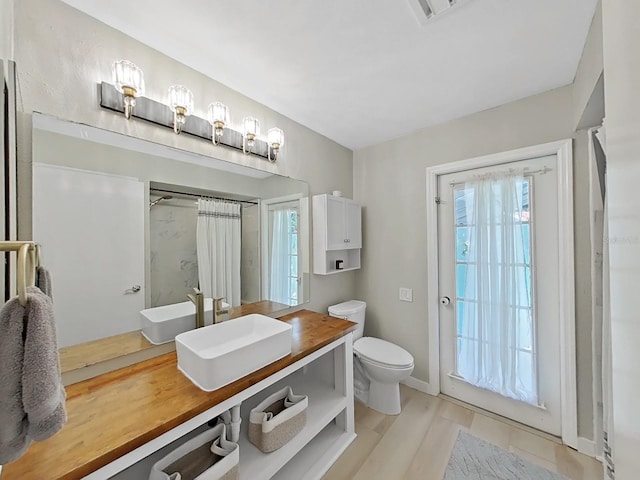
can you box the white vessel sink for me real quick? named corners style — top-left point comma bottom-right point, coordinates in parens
top-left (140, 298), bottom-right (229, 345)
top-left (175, 313), bottom-right (293, 391)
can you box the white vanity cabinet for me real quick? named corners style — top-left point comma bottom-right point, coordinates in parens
top-left (92, 334), bottom-right (355, 480)
top-left (313, 194), bottom-right (362, 274)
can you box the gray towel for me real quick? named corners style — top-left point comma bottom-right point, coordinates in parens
top-left (22, 287), bottom-right (66, 441)
top-left (35, 266), bottom-right (53, 299)
top-left (0, 287), bottom-right (66, 464)
top-left (0, 296), bottom-right (29, 464)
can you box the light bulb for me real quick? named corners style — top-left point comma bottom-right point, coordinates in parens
top-left (208, 102), bottom-right (230, 145)
top-left (168, 85), bottom-right (194, 134)
top-left (242, 117), bottom-right (260, 154)
top-left (267, 127), bottom-right (284, 162)
top-left (112, 60), bottom-right (145, 119)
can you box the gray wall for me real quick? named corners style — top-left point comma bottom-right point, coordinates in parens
top-left (602, 0), bottom-right (640, 476)
top-left (0, 0), bottom-right (13, 64)
top-left (572, 1), bottom-right (603, 130)
top-left (353, 84), bottom-right (574, 380)
top-left (13, 0), bottom-right (356, 313)
top-left (571, 2), bottom-right (604, 443)
top-left (353, 82), bottom-right (600, 440)
top-left (572, 129), bottom-right (596, 441)
top-left (352, 4), bottom-right (604, 442)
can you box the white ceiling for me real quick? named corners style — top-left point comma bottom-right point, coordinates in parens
top-left (61, 0), bottom-right (598, 150)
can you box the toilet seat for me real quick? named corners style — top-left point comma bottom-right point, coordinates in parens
top-left (354, 337), bottom-right (414, 369)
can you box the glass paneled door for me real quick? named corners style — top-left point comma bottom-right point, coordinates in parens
top-left (438, 155), bottom-right (563, 435)
top-left (267, 201), bottom-right (301, 306)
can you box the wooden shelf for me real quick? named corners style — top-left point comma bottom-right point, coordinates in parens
top-left (272, 423), bottom-right (356, 480)
top-left (238, 371), bottom-right (349, 479)
top-left (322, 266), bottom-right (361, 275)
top-left (109, 368), bottom-right (352, 480)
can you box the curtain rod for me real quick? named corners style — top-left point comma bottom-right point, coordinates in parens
top-left (448, 166), bottom-right (552, 187)
top-left (150, 187), bottom-right (259, 205)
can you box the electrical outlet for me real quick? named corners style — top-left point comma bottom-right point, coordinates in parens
top-left (399, 287), bottom-right (413, 302)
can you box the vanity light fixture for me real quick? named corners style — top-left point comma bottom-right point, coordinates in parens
top-left (208, 102), bottom-right (230, 145)
top-left (101, 68), bottom-right (284, 161)
top-left (267, 127), bottom-right (284, 162)
top-left (168, 85), bottom-right (194, 134)
top-left (112, 60), bottom-right (145, 119)
top-left (242, 117), bottom-right (260, 155)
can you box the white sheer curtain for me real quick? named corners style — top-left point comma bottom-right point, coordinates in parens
top-left (269, 208), bottom-right (294, 305)
top-left (196, 199), bottom-right (241, 307)
top-left (457, 172), bottom-right (537, 404)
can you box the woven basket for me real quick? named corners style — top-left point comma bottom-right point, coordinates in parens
top-left (248, 386), bottom-right (308, 453)
top-left (148, 423), bottom-right (239, 480)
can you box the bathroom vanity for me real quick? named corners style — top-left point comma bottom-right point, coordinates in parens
top-left (2, 310), bottom-right (356, 480)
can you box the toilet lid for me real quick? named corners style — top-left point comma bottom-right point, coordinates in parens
top-left (328, 300), bottom-right (367, 316)
top-left (353, 337), bottom-right (414, 368)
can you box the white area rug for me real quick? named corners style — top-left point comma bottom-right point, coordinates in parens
top-left (444, 431), bottom-right (568, 480)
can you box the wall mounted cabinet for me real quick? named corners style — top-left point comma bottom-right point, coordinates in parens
top-left (313, 194), bottom-right (362, 274)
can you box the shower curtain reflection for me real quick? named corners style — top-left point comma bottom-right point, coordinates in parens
top-left (196, 199), bottom-right (242, 307)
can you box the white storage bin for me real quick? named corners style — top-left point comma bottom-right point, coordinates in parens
top-left (149, 424), bottom-right (239, 480)
top-left (248, 386), bottom-right (308, 453)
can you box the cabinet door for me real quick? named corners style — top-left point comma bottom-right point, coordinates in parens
top-left (345, 199), bottom-right (362, 248)
top-left (326, 195), bottom-right (347, 250)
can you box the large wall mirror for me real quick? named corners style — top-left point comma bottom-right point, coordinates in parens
top-left (31, 113), bottom-right (310, 369)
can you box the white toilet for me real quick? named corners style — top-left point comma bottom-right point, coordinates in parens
top-left (328, 300), bottom-right (414, 415)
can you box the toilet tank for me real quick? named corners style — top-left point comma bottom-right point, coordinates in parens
top-left (328, 300), bottom-right (367, 340)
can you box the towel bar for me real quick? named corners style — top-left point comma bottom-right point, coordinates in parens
top-left (0, 241), bottom-right (38, 306)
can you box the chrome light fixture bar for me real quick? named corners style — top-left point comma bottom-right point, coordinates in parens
top-left (99, 82), bottom-right (282, 161)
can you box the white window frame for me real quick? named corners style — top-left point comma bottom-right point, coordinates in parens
top-left (261, 194), bottom-right (303, 303)
top-left (425, 139), bottom-right (577, 448)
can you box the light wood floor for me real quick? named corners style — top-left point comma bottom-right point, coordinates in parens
top-left (323, 385), bottom-right (603, 480)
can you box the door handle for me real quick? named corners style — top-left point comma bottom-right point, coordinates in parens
top-left (440, 296), bottom-right (451, 305)
top-left (125, 285), bottom-right (142, 294)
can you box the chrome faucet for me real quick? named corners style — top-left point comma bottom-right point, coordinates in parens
top-left (187, 288), bottom-right (205, 329)
top-left (214, 297), bottom-right (229, 324)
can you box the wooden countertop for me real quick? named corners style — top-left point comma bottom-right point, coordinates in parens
top-left (59, 330), bottom-right (156, 373)
top-left (2, 310), bottom-right (356, 480)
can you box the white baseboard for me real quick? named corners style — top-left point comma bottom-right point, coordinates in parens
top-left (402, 376), bottom-right (439, 396)
top-left (577, 437), bottom-right (597, 458)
